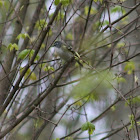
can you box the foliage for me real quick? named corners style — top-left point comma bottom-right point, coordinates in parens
top-left (18, 49), bottom-right (40, 61)
top-left (0, 0), bottom-right (140, 140)
top-left (8, 43), bottom-right (19, 51)
top-left (124, 61), bottom-right (135, 75)
top-left (128, 114), bottom-right (135, 130)
top-left (81, 122), bottom-right (95, 135)
top-left (20, 67), bottom-right (37, 81)
top-left (35, 19), bottom-right (47, 30)
top-left (54, 0), bottom-right (71, 5)
top-left (72, 71), bottom-right (113, 101)
top-left (84, 6), bottom-right (97, 15)
top-left (16, 33), bottom-right (30, 40)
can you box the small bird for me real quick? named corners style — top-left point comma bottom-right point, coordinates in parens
top-left (52, 41), bottom-right (83, 66)
top-left (52, 41), bottom-right (73, 61)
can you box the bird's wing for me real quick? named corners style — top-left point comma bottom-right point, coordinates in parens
top-left (62, 41), bottom-right (75, 54)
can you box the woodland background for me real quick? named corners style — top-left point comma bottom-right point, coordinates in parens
top-left (0, 0), bottom-right (140, 140)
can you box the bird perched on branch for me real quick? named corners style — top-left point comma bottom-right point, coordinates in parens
top-left (52, 41), bottom-right (83, 66)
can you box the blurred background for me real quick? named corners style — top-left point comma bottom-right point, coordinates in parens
top-left (0, 0), bottom-right (140, 140)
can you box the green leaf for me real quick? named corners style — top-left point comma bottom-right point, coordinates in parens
top-left (111, 6), bottom-right (122, 13)
top-left (49, 12), bottom-right (64, 20)
top-left (100, 0), bottom-right (103, 3)
top-left (128, 96), bottom-right (140, 105)
top-left (28, 50), bottom-right (40, 61)
top-left (24, 68), bottom-right (31, 79)
top-left (23, 68), bottom-right (37, 81)
top-left (18, 49), bottom-right (30, 60)
top-left (64, 137), bottom-right (73, 140)
top-left (128, 114), bottom-right (135, 130)
top-left (35, 19), bottom-right (47, 30)
top-left (111, 106), bottom-right (116, 111)
top-left (66, 33), bottom-right (73, 40)
top-left (94, 0), bottom-right (102, 3)
top-left (35, 55), bottom-right (40, 61)
top-left (49, 29), bottom-right (53, 36)
top-left (0, 0), bottom-right (3, 7)
top-left (18, 49), bottom-right (39, 61)
top-left (103, 20), bottom-right (109, 26)
top-left (41, 43), bottom-right (45, 49)
top-left (117, 42), bottom-right (125, 48)
top-left (111, 6), bottom-right (126, 15)
top-left (34, 119), bottom-right (44, 128)
top-left (13, 43), bottom-right (19, 51)
top-left (54, 0), bottom-right (60, 5)
top-left (61, 0), bottom-right (70, 5)
top-left (8, 43), bottom-right (19, 51)
top-left (72, 71), bottom-right (113, 101)
top-left (54, 0), bottom-right (70, 6)
top-left (30, 72), bottom-right (37, 80)
top-left (16, 33), bottom-right (30, 40)
top-left (20, 67), bottom-right (36, 81)
top-left (29, 50), bottom-right (35, 59)
top-left (81, 122), bottom-right (95, 135)
top-left (44, 66), bottom-right (55, 72)
top-left (135, 75), bottom-right (138, 83)
top-left (8, 43), bottom-right (12, 51)
top-left (19, 67), bottom-right (24, 74)
top-left (57, 12), bottom-right (64, 20)
top-left (124, 61), bottom-right (135, 75)
top-left (137, 121), bottom-right (140, 126)
top-left (116, 77), bottom-right (126, 83)
top-left (39, 63), bottom-right (46, 69)
top-left (73, 100), bottom-right (83, 106)
top-left (84, 6), bottom-right (97, 15)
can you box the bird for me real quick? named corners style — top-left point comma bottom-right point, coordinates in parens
top-left (52, 41), bottom-right (83, 66)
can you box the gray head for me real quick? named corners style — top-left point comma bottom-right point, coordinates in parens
top-left (53, 41), bottom-right (62, 48)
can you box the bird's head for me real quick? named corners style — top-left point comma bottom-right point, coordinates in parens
top-left (53, 41), bottom-right (62, 48)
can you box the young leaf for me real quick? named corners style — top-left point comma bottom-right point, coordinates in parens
top-left (128, 114), bottom-right (135, 130)
top-left (44, 66), bottom-right (55, 72)
top-left (81, 122), bottom-right (95, 135)
top-left (54, 0), bottom-right (60, 5)
top-left (54, 0), bottom-right (70, 6)
top-left (111, 6), bottom-right (122, 13)
top-left (61, 0), bottom-right (70, 5)
top-left (111, 106), bottom-right (116, 111)
top-left (16, 33), bottom-right (30, 40)
top-left (24, 68), bottom-right (31, 79)
top-left (134, 75), bottom-right (138, 83)
top-left (57, 12), bottom-right (64, 20)
top-left (66, 33), bottom-right (73, 40)
top-left (103, 20), bottom-right (109, 26)
top-left (18, 49), bottom-right (30, 60)
top-left (30, 72), bottom-right (37, 80)
top-left (8, 43), bottom-right (19, 51)
top-left (41, 43), bottom-right (45, 49)
top-left (117, 42), bottom-right (125, 48)
top-left (124, 61), bottom-right (135, 75)
top-left (116, 77), bottom-right (126, 83)
top-left (137, 121), bottom-right (140, 126)
top-left (29, 50), bottom-right (35, 59)
top-left (84, 6), bottom-right (97, 15)
top-left (0, 0), bottom-right (4, 7)
top-left (35, 19), bottom-right (47, 30)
